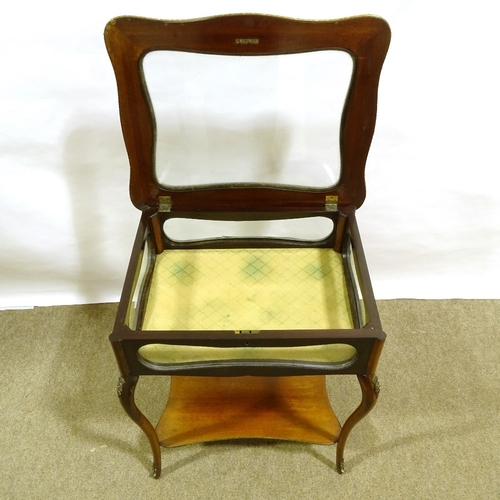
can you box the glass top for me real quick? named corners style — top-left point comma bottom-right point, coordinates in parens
top-left (142, 50), bottom-right (353, 189)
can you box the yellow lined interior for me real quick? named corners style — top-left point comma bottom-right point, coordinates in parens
top-left (142, 248), bottom-right (353, 331)
top-left (139, 248), bottom-right (355, 367)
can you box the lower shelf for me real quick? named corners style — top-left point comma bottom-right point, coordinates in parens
top-left (156, 375), bottom-right (340, 447)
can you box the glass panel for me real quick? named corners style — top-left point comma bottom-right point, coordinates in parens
top-left (163, 216), bottom-right (333, 242)
top-left (142, 50), bottom-right (353, 188)
top-left (138, 343), bottom-right (358, 370)
top-left (346, 238), bottom-right (369, 327)
top-left (126, 236), bottom-right (152, 329)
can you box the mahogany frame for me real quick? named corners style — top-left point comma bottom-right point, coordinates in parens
top-left (105, 13), bottom-right (390, 479)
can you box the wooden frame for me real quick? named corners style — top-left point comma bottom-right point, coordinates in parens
top-left (105, 14), bottom-right (390, 212)
top-left (106, 13), bottom-right (390, 479)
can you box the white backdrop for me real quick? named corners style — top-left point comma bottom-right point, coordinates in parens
top-left (1, 0), bottom-right (499, 308)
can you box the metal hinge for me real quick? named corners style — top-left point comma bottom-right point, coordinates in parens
top-left (158, 196), bottom-right (172, 212)
top-left (325, 195), bottom-right (338, 211)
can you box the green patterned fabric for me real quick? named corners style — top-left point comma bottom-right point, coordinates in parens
top-left (142, 248), bottom-right (353, 331)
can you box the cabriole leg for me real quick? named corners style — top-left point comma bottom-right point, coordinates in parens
top-left (117, 375), bottom-right (162, 478)
top-left (336, 374), bottom-right (379, 474)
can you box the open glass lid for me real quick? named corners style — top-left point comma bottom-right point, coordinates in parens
top-left (142, 49), bottom-right (353, 190)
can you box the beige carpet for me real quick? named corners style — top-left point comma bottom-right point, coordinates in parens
top-left (1, 300), bottom-right (499, 499)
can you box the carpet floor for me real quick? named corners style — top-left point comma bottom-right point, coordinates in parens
top-left (1, 300), bottom-right (499, 499)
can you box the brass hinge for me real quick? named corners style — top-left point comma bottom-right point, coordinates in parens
top-left (325, 195), bottom-right (338, 211)
top-left (158, 196), bottom-right (172, 212)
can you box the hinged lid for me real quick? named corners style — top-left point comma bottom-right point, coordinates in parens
top-left (105, 14), bottom-right (390, 213)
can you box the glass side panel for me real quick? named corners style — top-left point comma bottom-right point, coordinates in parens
top-left (126, 236), bottom-right (152, 329)
top-left (346, 237), bottom-right (369, 327)
top-left (142, 50), bottom-right (353, 189)
top-left (138, 343), bottom-right (358, 370)
top-left (163, 216), bottom-right (334, 242)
